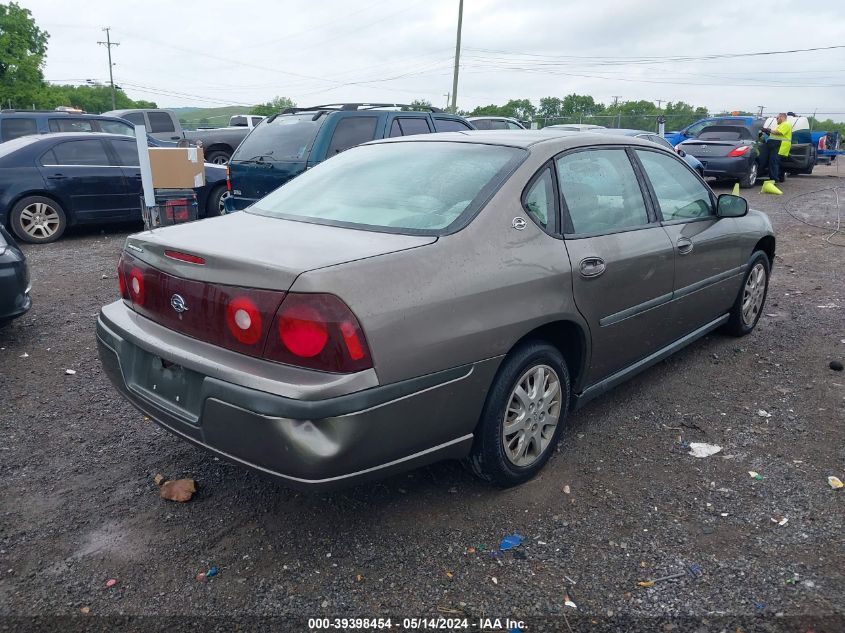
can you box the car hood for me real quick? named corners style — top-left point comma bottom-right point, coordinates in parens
top-left (125, 211), bottom-right (437, 291)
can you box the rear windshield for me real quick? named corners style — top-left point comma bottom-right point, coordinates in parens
top-left (249, 141), bottom-right (526, 234)
top-left (233, 114), bottom-right (325, 162)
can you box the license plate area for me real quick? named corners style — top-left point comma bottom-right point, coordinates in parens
top-left (127, 347), bottom-right (204, 424)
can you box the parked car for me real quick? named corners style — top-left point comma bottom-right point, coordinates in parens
top-left (545, 123), bottom-right (606, 131)
top-left (0, 133), bottom-right (228, 243)
top-left (587, 128), bottom-right (705, 175)
top-left (677, 125), bottom-right (762, 187)
top-left (97, 130), bottom-right (774, 491)
top-left (225, 103), bottom-right (475, 212)
top-left (467, 116), bottom-right (526, 130)
top-left (105, 109), bottom-right (263, 164)
top-left (1, 110), bottom-right (138, 142)
top-left (760, 115), bottom-right (816, 175)
top-left (664, 116), bottom-right (761, 147)
top-left (0, 224), bottom-right (30, 325)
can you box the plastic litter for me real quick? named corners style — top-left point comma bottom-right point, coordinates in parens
top-left (65, 369), bottom-right (77, 375)
top-left (206, 566), bottom-right (219, 578)
top-left (785, 574), bottom-right (799, 585)
top-left (830, 361), bottom-right (844, 371)
top-left (19, 352), bottom-right (28, 358)
top-left (158, 478), bottom-right (197, 502)
top-left (688, 443), bottom-right (722, 458)
top-left (828, 476), bottom-right (844, 490)
top-left (356, 574), bottom-right (364, 582)
top-left (757, 409), bottom-right (772, 418)
top-left (771, 514), bottom-right (789, 527)
top-left (564, 593), bottom-right (577, 609)
top-left (445, 571), bottom-right (454, 579)
top-left (105, 579), bottom-right (117, 588)
top-left (79, 607), bottom-right (90, 615)
top-left (562, 485), bottom-right (571, 494)
top-left (196, 572), bottom-right (206, 582)
top-left (748, 471), bottom-right (764, 480)
top-left (153, 474), bottom-right (165, 486)
top-left (499, 534), bottom-right (523, 551)
top-left (491, 577), bottom-right (498, 585)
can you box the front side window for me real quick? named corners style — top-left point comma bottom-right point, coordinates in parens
top-left (1, 118), bottom-right (38, 141)
top-left (48, 118), bottom-right (94, 133)
top-left (99, 119), bottom-right (135, 136)
top-left (45, 140), bottom-right (111, 166)
top-left (635, 150), bottom-right (713, 221)
top-left (523, 167), bottom-right (555, 231)
top-left (326, 116), bottom-right (378, 155)
top-left (506, 121), bottom-right (523, 130)
top-left (250, 141), bottom-right (525, 233)
top-left (556, 148), bottom-right (649, 235)
top-left (147, 111), bottom-right (175, 133)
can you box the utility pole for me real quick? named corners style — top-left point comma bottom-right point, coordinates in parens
top-left (444, 93), bottom-right (450, 111)
top-left (450, 0), bottom-right (463, 114)
top-left (611, 95), bottom-right (622, 107)
top-left (757, 105), bottom-right (765, 118)
top-left (97, 27), bottom-right (120, 110)
top-left (655, 99), bottom-right (665, 109)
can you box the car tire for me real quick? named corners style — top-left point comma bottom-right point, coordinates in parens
top-left (9, 196), bottom-right (67, 244)
top-left (467, 341), bottom-right (571, 487)
top-left (206, 184), bottom-right (230, 217)
top-left (739, 161), bottom-right (758, 188)
top-left (723, 251), bottom-right (770, 337)
top-left (205, 150), bottom-right (230, 165)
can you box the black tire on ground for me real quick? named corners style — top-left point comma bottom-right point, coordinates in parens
top-left (801, 162), bottom-right (815, 175)
top-left (739, 161), bottom-right (758, 188)
top-left (206, 184), bottom-right (230, 217)
top-left (723, 251), bottom-right (771, 337)
top-left (467, 341), bottom-right (571, 487)
top-left (205, 150), bottom-right (230, 165)
top-left (9, 195), bottom-right (67, 244)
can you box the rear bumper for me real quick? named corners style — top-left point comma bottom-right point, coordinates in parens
top-left (698, 157), bottom-right (753, 179)
top-left (96, 301), bottom-right (499, 491)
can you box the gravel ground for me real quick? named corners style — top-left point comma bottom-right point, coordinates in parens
top-left (1, 167), bottom-right (844, 632)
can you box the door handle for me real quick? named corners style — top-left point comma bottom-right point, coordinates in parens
top-left (47, 174), bottom-right (67, 180)
top-left (677, 237), bottom-right (694, 255)
top-left (579, 256), bottom-right (606, 278)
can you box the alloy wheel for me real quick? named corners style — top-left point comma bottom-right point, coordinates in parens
top-left (217, 189), bottom-right (232, 215)
top-left (502, 364), bottom-right (562, 467)
top-left (742, 262), bottom-right (766, 326)
top-left (19, 202), bottom-right (61, 240)
top-left (747, 162), bottom-right (758, 186)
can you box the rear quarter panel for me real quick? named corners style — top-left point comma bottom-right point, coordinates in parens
top-left (290, 149), bottom-right (589, 386)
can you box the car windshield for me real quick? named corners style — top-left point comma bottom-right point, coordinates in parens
top-left (249, 141), bottom-right (526, 234)
top-left (233, 114), bottom-right (325, 162)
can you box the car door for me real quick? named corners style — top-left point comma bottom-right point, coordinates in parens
top-left (106, 138), bottom-right (146, 220)
top-left (633, 148), bottom-right (746, 338)
top-left (557, 147), bottom-right (676, 383)
top-left (324, 115), bottom-right (379, 157)
top-left (147, 111), bottom-right (182, 142)
top-left (38, 139), bottom-right (133, 222)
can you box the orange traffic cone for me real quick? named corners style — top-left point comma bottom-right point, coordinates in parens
top-left (760, 180), bottom-right (782, 195)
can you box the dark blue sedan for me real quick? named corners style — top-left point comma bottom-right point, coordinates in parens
top-left (0, 133), bottom-right (228, 244)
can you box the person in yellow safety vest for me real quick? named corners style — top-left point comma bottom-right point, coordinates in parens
top-left (761, 113), bottom-right (792, 184)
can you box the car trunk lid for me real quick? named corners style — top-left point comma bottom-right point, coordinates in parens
top-left (680, 140), bottom-right (747, 158)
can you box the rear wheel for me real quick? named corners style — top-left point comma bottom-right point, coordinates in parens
top-left (10, 196), bottom-right (67, 244)
top-left (205, 150), bottom-right (230, 165)
top-left (467, 342), bottom-right (570, 486)
top-left (739, 161), bottom-right (758, 188)
top-left (724, 251), bottom-right (770, 336)
top-left (206, 184), bottom-right (230, 217)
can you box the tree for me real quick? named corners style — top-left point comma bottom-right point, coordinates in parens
top-left (401, 98), bottom-right (433, 111)
top-left (537, 97), bottom-right (563, 123)
top-left (0, 2), bottom-right (49, 108)
top-left (663, 101), bottom-right (710, 131)
top-left (33, 84), bottom-right (156, 113)
top-left (468, 98), bottom-right (536, 121)
top-left (251, 96), bottom-right (296, 116)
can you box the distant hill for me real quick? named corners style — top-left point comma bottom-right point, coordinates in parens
top-left (175, 106), bottom-right (253, 130)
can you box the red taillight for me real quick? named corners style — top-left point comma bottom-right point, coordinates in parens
top-left (225, 296), bottom-right (263, 345)
top-left (128, 267), bottom-right (145, 306)
top-left (226, 165), bottom-right (232, 191)
top-left (265, 293), bottom-right (372, 373)
top-left (117, 257), bottom-right (129, 300)
top-left (727, 146), bottom-right (751, 157)
top-left (164, 250), bottom-right (206, 265)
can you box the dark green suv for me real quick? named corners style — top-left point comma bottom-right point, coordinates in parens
top-left (225, 103), bottom-right (475, 212)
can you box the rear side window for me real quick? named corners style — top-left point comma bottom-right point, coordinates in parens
top-left (635, 150), bottom-right (713, 221)
top-left (327, 116), bottom-right (378, 155)
top-left (44, 140), bottom-right (111, 166)
top-left (48, 118), bottom-right (95, 133)
top-left (148, 112), bottom-right (175, 133)
top-left (395, 117), bottom-right (431, 137)
top-left (471, 120), bottom-right (492, 130)
top-left (557, 148), bottom-right (649, 235)
top-left (122, 112), bottom-right (146, 126)
top-left (523, 167), bottom-right (555, 231)
top-left (1, 118), bottom-right (38, 141)
top-left (233, 114), bottom-right (324, 162)
top-left (109, 140), bottom-right (140, 166)
top-left (434, 118), bottom-right (472, 132)
top-left (506, 121), bottom-right (523, 130)
top-left (230, 116), bottom-right (248, 127)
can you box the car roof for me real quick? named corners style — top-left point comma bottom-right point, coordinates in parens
top-left (0, 111), bottom-right (128, 121)
top-left (589, 128), bottom-right (653, 136)
top-left (369, 129), bottom-right (664, 151)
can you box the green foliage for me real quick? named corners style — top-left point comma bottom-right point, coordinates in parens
top-left (536, 94), bottom-right (606, 127)
top-left (0, 2), bottom-right (49, 108)
top-left (251, 96), bottom-right (296, 116)
top-left (469, 98), bottom-right (536, 121)
top-left (401, 98), bottom-right (433, 112)
top-left (809, 117), bottom-right (845, 139)
top-left (33, 83), bottom-right (156, 112)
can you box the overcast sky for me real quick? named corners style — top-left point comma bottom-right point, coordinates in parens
top-left (22, 0), bottom-right (845, 120)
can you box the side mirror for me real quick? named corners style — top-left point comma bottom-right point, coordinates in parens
top-left (717, 194), bottom-right (748, 218)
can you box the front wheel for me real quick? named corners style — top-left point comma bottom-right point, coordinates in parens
top-left (206, 184), bottom-right (231, 217)
top-left (205, 150), bottom-right (230, 165)
top-left (724, 251), bottom-right (770, 336)
top-left (467, 342), bottom-right (570, 487)
top-left (739, 161), bottom-right (758, 188)
top-left (10, 196), bottom-right (67, 244)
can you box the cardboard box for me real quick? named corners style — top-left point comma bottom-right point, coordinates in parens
top-left (148, 147), bottom-right (205, 189)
